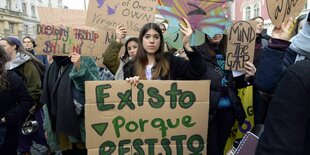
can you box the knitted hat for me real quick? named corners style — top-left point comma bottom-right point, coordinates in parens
top-left (8, 36), bottom-right (22, 48)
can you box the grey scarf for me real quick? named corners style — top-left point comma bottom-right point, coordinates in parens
top-left (290, 12), bottom-right (310, 60)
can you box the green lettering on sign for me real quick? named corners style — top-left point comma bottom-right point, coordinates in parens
top-left (171, 135), bottom-right (187, 155)
top-left (151, 118), bottom-right (168, 138)
top-left (118, 90), bottom-right (135, 110)
top-left (119, 139), bottom-right (131, 155)
top-left (147, 87), bottom-right (164, 108)
top-left (182, 115), bottom-right (196, 128)
top-left (187, 134), bottom-right (204, 154)
top-left (179, 91), bottom-right (196, 109)
top-left (96, 84), bottom-right (114, 111)
top-left (137, 83), bottom-right (144, 106)
top-left (99, 141), bottom-right (116, 155)
top-left (165, 82), bottom-right (182, 109)
top-left (145, 139), bottom-right (158, 155)
top-left (112, 116), bottom-right (125, 138)
top-left (133, 139), bottom-right (145, 155)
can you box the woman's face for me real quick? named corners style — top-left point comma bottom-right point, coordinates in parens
top-left (127, 40), bottom-right (138, 58)
top-left (0, 40), bottom-right (15, 58)
top-left (23, 38), bottom-right (34, 50)
top-left (142, 28), bottom-right (161, 55)
top-left (255, 18), bottom-right (264, 34)
top-left (159, 24), bottom-right (166, 34)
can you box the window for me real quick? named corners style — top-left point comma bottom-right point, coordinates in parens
top-left (305, 2), bottom-right (308, 9)
top-left (24, 25), bottom-right (29, 35)
top-left (254, 4), bottom-right (260, 17)
top-left (31, 6), bottom-right (36, 17)
top-left (245, 6), bottom-right (251, 20)
top-left (9, 23), bottom-right (14, 35)
top-left (22, 3), bottom-right (27, 15)
top-left (33, 26), bottom-right (36, 34)
top-left (6, 0), bottom-right (11, 9)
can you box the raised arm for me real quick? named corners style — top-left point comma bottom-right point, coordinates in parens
top-left (102, 25), bottom-right (127, 74)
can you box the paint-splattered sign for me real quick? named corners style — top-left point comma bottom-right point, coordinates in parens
top-left (86, 0), bottom-right (158, 36)
top-left (157, 0), bottom-right (231, 50)
top-left (37, 7), bottom-right (122, 67)
top-left (225, 21), bottom-right (256, 70)
top-left (85, 80), bottom-right (210, 154)
top-left (266, 0), bottom-right (307, 28)
top-left (36, 24), bottom-right (104, 57)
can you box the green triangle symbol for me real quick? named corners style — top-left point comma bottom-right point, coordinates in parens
top-left (92, 123), bottom-right (108, 136)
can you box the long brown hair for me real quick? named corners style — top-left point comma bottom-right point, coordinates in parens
top-left (134, 23), bottom-right (169, 79)
top-left (0, 46), bottom-right (10, 91)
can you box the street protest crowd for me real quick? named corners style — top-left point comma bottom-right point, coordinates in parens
top-left (0, 0), bottom-right (310, 155)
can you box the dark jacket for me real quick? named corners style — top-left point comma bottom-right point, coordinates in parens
top-left (40, 57), bottom-right (98, 141)
top-left (255, 39), bottom-right (296, 93)
top-left (255, 60), bottom-right (310, 155)
top-left (123, 47), bottom-right (207, 80)
top-left (0, 71), bottom-right (34, 155)
top-left (197, 43), bottom-right (246, 124)
top-left (29, 49), bottom-right (49, 70)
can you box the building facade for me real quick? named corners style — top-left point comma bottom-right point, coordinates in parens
top-left (0, 0), bottom-right (63, 39)
top-left (230, 0), bottom-right (310, 35)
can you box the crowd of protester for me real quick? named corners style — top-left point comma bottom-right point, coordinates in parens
top-left (0, 10), bottom-right (309, 155)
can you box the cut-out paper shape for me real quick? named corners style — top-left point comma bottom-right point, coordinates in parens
top-left (96, 0), bottom-right (105, 8)
top-left (107, 4), bottom-right (119, 15)
top-left (157, 0), bottom-right (231, 49)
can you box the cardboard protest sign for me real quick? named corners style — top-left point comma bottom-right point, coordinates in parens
top-left (86, 0), bottom-right (158, 36)
top-left (37, 7), bottom-right (90, 29)
top-left (35, 24), bottom-right (106, 59)
top-left (85, 80), bottom-right (210, 155)
top-left (225, 21), bottom-right (256, 70)
top-left (37, 7), bottom-right (129, 68)
top-left (266, 0), bottom-right (307, 28)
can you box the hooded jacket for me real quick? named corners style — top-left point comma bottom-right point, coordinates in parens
top-left (8, 53), bottom-right (42, 102)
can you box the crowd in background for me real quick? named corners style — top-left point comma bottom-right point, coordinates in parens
top-left (0, 10), bottom-right (309, 155)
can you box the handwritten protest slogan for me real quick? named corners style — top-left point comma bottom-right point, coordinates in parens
top-left (36, 24), bottom-right (104, 57)
top-left (266, 0), bottom-right (307, 27)
top-left (225, 21), bottom-right (256, 70)
top-left (86, 0), bottom-right (158, 36)
top-left (85, 81), bottom-right (210, 155)
top-left (37, 7), bottom-right (123, 66)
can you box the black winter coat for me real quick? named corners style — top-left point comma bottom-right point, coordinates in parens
top-left (123, 48), bottom-right (207, 80)
top-left (256, 60), bottom-right (310, 155)
top-left (197, 43), bottom-right (246, 124)
top-left (255, 39), bottom-right (300, 93)
top-left (0, 71), bottom-right (34, 155)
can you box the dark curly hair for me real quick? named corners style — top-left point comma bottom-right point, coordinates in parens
top-left (0, 46), bottom-right (11, 91)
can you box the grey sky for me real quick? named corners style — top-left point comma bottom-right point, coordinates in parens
top-left (63, 0), bottom-right (89, 10)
